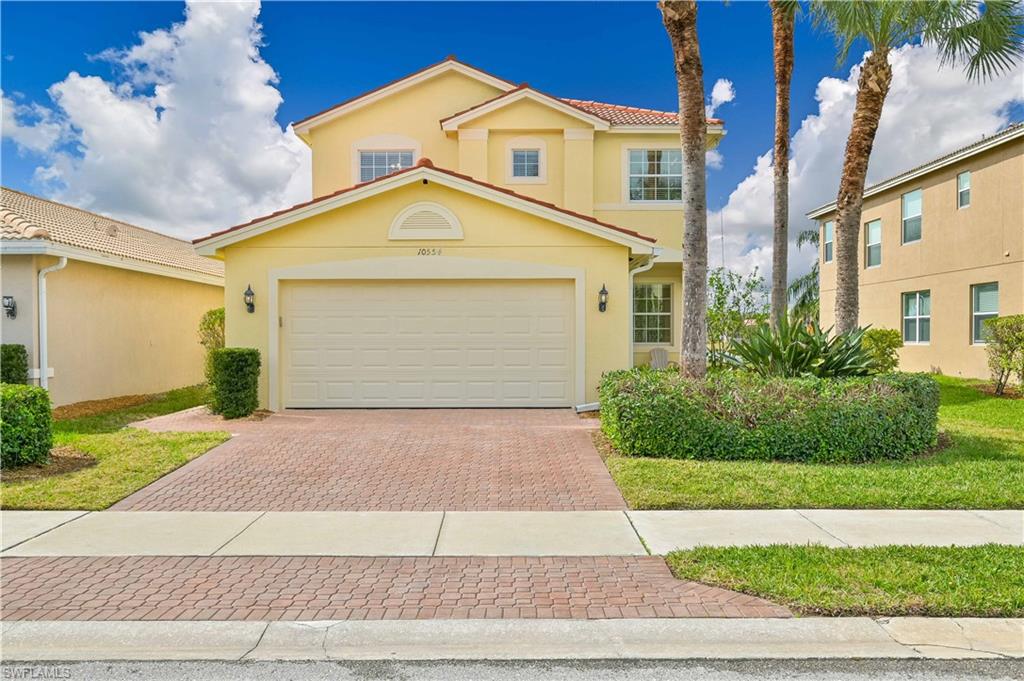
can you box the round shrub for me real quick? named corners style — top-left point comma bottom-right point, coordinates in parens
top-left (599, 368), bottom-right (939, 464)
top-left (1, 344), bottom-right (29, 384)
top-left (209, 347), bottom-right (260, 419)
top-left (1, 383), bottom-right (53, 468)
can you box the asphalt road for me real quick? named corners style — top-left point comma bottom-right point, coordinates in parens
top-left (3, 659), bottom-right (1023, 681)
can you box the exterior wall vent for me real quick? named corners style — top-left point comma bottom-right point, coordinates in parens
top-left (388, 202), bottom-right (464, 240)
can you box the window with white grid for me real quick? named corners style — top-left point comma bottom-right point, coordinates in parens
top-left (359, 150), bottom-right (414, 182)
top-left (633, 283), bottom-right (672, 344)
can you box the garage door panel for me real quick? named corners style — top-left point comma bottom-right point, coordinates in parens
top-left (282, 280), bottom-right (574, 407)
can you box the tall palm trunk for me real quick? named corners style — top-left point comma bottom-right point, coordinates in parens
top-left (660, 0), bottom-right (708, 378)
top-left (834, 49), bottom-right (892, 332)
top-left (770, 1), bottom-right (795, 329)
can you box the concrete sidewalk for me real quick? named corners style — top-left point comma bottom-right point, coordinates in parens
top-left (2, 509), bottom-right (1021, 557)
top-left (3, 618), bottom-right (1022, 660)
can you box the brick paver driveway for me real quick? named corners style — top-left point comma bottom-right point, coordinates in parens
top-left (114, 408), bottom-right (626, 512)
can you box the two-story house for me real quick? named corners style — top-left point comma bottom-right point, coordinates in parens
top-left (809, 122), bottom-right (1023, 379)
top-left (195, 57), bottom-right (724, 409)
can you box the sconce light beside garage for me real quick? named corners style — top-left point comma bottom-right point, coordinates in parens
top-left (2, 296), bottom-right (16, 319)
top-left (598, 284), bottom-right (608, 313)
top-left (243, 285), bottom-right (255, 313)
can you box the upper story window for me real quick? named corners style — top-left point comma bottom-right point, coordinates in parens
top-left (865, 219), bottom-right (882, 268)
top-left (901, 189), bottom-right (922, 243)
top-left (359, 150), bottom-right (414, 182)
top-left (823, 220), bottom-right (834, 263)
top-left (971, 282), bottom-right (998, 344)
top-left (902, 290), bottom-right (931, 344)
top-left (512, 150), bottom-right (540, 178)
top-left (633, 283), bottom-right (672, 344)
top-left (628, 149), bottom-right (682, 201)
top-left (957, 171), bottom-right (971, 208)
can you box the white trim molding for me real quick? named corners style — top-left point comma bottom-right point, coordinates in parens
top-left (293, 59), bottom-right (515, 137)
top-left (195, 166), bottom-right (657, 255)
top-left (505, 136), bottom-right (547, 185)
top-left (388, 202), bottom-right (464, 240)
top-left (266, 256), bottom-right (587, 411)
top-left (441, 88), bottom-right (609, 132)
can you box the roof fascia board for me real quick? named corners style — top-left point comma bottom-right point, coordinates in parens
top-left (0, 239), bottom-right (224, 286)
top-left (294, 62), bottom-right (515, 136)
top-left (196, 168), bottom-right (654, 254)
top-left (441, 89), bottom-right (610, 131)
top-left (807, 126), bottom-right (1024, 219)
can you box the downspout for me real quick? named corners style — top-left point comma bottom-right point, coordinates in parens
top-left (628, 247), bottom-right (662, 368)
top-left (37, 257), bottom-right (67, 389)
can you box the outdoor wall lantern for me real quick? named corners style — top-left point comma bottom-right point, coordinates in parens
top-left (2, 296), bottom-right (16, 319)
top-left (598, 284), bottom-right (608, 313)
top-left (243, 285), bottom-right (255, 313)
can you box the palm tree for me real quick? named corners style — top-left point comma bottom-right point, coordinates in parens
top-left (813, 0), bottom-right (1024, 333)
top-left (789, 228), bottom-right (820, 326)
top-left (660, 0), bottom-right (709, 377)
top-left (770, 0), bottom-right (797, 329)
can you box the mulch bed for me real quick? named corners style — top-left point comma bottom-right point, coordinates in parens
top-left (52, 394), bottom-right (152, 421)
top-left (977, 384), bottom-right (1022, 399)
top-left (2, 446), bottom-right (97, 482)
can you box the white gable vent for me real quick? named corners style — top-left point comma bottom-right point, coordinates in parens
top-left (388, 202), bottom-right (464, 240)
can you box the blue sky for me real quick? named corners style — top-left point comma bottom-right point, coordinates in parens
top-left (2, 1), bottom-right (847, 209)
top-left (2, 2), bottom-right (1021, 277)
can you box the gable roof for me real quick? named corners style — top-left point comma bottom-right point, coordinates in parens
top-left (194, 158), bottom-right (657, 254)
top-left (0, 187), bottom-right (224, 283)
top-left (440, 84), bottom-right (612, 131)
top-left (807, 122), bottom-right (1024, 219)
top-left (293, 56), bottom-right (725, 137)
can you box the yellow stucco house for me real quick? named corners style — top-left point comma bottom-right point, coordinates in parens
top-left (195, 57), bottom-right (724, 409)
top-left (0, 187), bottom-right (224, 406)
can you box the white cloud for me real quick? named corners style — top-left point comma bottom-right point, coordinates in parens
top-left (706, 78), bottom-right (735, 118)
top-left (710, 43), bottom-right (1024, 282)
top-left (705, 148), bottom-right (724, 170)
top-left (1, 1), bottom-right (310, 238)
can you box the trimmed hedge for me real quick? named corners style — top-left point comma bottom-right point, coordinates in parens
top-left (1, 383), bottom-right (53, 468)
top-left (1, 344), bottom-right (29, 384)
top-left (210, 347), bottom-right (260, 419)
top-left (599, 368), bottom-right (939, 464)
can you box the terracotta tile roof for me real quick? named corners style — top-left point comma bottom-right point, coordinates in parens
top-left (1, 187), bottom-right (224, 279)
top-left (195, 158), bottom-right (657, 246)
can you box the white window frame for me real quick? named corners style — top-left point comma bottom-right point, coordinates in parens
top-left (823, 220), bottom-right (834, 263)
top-left (971, 282), bottom-right (998, 345)
top-left (864, 219), bottom-right (882, 269)
top-left (350, 134), bottom-right (421, 185)
top-left (902, 290), bottom-right (931, 345)
top-left (901, 189), bottom-right (922, 244)
top-left (505, 136), bottom-right (547, 184)
top-left (633, 281), bottom-right (674, 346)
top-left (624, 147), bottom-right (683, 203)
top-left (957, 171), bottom-right (971, 209)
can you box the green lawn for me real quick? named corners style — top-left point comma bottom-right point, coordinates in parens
top-left (667, 544), bottom-right (1024, 617)
top-left (1, 386), bottom-right (228, 510)
top-left (605, 376), bottom-right (1024, 509)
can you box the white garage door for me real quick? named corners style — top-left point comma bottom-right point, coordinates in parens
top-left (281, 280), bottom-right (574, 407)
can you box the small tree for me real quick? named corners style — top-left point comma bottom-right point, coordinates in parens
top-left (198, 307), bottom-right (225, 384)
top-left (862, 328), bottom-right (903, 373)
top-left (985, 315), bottom-right (1024, 395)
top-left (789, 228), bottom-right (820, 326)
top-left (707, 267), bottom-right (769, 367)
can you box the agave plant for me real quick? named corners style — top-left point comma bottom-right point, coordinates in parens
top-left (728, 316), bottom-right (874, 378)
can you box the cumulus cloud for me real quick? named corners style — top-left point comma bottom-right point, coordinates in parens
top-left (710, 43), bottom-right (1024, 281)
top-left (1, 1), bottom-right (310, 238)
top-left (706, 78), bottom-right (735, 118)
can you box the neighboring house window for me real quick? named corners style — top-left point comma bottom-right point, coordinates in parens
top-left (512, 150), bottom-right (540, 178)
top-left (865, 219), bottom-right (882, 268)
top-left (359, 150), bottom-right (414, 182)
top-left (633, 283), bottom-right (672, 344)
top-left (971, 282), bottom-right (998, 344)
top-left (823, 221), bottom-right (834, 263)
top-left (957, 171), bottom-right (971, 208)
top-left (902, 189), bottom-right (922, 243)
top-left (902, 290), bottom-right (931, 344)
top-left (628, 149), bottom-right (682, 201)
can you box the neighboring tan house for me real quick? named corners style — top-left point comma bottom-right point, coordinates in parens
top-left (809, 122), bottom-right (1023, 379)
top-left (0, 187), bottom-right (224, 406)
top-left (194, 56), bottom-right (724, 409)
